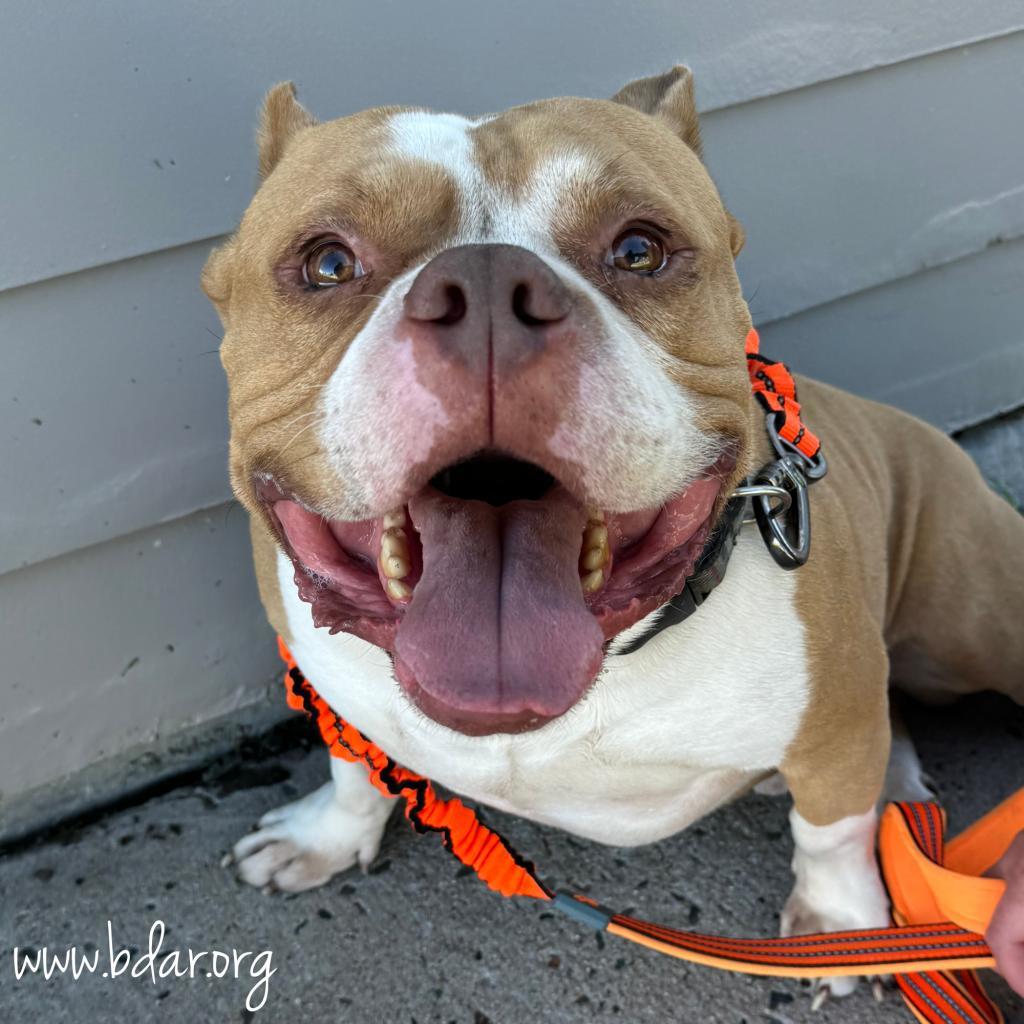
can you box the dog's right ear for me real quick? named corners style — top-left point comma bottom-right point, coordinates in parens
top-left (258, 82), bottom-right (318, 179)
top-left (200, 237), bottom-right (236, 320)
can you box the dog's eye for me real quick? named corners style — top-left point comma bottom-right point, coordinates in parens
top-left (608, 229), bottom-right (666, 275)
top-left (303, 242), bottom-right (364, 287)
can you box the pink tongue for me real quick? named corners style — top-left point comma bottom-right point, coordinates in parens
top-left (395, 489), bottom-right (604, 729)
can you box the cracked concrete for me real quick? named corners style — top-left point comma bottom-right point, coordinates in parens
top-left (1, 694), bottom-right (1021, 1023)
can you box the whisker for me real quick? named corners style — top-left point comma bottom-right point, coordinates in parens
top-left (278, 408), bottom-right (322, 432)
top-left (278, 416), bottom-right (324, 457)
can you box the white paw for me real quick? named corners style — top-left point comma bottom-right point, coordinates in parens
top-left (781, 890), bottom-right (888, 1000)
top-left (784, 806), bottom-right (891, 1003)
top-left (229, 780), bottom-right (392, 892)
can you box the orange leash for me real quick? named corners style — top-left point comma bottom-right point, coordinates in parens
top-left (275, 333), bottom-right (1017, 1022)
top-left (280, 638), bottom-right (1015, 1023)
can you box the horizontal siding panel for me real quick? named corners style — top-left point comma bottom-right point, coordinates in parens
top-left (718, 31), bottom-right (1024, 325)
top-left (0, 242), bottom-right (229, 575)
top-left (1, 3), bottom-right (1022, 290)
top-left (0, 504), bottom-right (278, 800)
top-left (758, 237), bottom-right (1024, 432)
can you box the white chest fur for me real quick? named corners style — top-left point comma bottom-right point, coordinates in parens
top-left (277, 531), bottom-right (809, 847)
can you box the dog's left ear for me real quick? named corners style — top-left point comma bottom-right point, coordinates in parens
top-left (613, 66), bottom-right (745, 257)
top-left (257, 82), bottom-right (318, 179)
top-left (612, 65), bottom-right (703, 159)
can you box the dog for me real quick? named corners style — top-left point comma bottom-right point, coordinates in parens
top-left (202, 67), bottom-right (1024, 1001)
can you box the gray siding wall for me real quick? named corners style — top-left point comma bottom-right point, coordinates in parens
top-left (3, 3), bottom-right (1023, 823)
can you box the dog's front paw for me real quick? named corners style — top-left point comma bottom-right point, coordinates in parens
top-left (229, 781), bottom-right (391, 892)
top-left (782, 807), bottom-right (891, 1005)
top-left (781, 879), bottom-right (891, 1004)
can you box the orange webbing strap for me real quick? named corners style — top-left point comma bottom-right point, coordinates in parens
top-left (878, 799), bottom-right (1012, 1024)
top-left (745, 327), bottom-right (822, 461)
top-left (276, 641), bottom-right (1018, 1023)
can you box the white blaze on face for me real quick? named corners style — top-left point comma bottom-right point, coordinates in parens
top-left (317, 277), bottom-right (452, 517)
top-left (317, 110), bottom-right (717, 519)
top-left (386, 110), bottom-right (595, 254)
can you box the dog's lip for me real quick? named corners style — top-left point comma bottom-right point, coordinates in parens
top-left (254, 454), bottom-right (730, 621)
top-left (253, 453), bottom-right (731, 731)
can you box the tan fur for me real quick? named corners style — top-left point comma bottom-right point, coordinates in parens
top-left (784, 380), bottom-right (1024, 824)
top-left (257, 82), bottom-right (319, 180)
top-left (610, 66), bottom-right (704, 159)
top-left (205, 74), bottom-right (1024, 843)
top-left (204, 100), bottom-right (461, 535)
top-left (205, 83), bottom-right (756, 539)
top-left (250, 516), bottom-right (291, 648)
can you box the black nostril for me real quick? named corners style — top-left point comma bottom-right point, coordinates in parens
top-left (436, 284), bottom-right (467, 326)
top-left (511, 283), bottom-right (547, 327)
top-left (405, 277), bottom-right (468, 325)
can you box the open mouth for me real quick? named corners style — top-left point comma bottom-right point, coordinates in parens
top-left (257, 451), bottom-right (729, 735)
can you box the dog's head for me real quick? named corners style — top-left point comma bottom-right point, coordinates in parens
top-left (204, 67), bottom-right (755, 736)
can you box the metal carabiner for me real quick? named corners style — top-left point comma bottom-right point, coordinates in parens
top-left (765, 414), bottom-right (828, 481)
top-left (731, 481), bottom-right (792, 525)
top-left (750, 457), bottom-right (812, 569)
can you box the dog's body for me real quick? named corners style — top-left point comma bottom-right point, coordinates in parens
top-left (205, 70), bottom-right (1024, 1001)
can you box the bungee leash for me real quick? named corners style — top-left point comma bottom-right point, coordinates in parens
top-left (281, 639), bottom-right (1017, 1024)
top-left (276, 330), bottom-right (1018, 1023)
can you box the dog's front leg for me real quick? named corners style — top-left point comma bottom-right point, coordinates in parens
top-left (780, 638), bottom-right (892, 1004)
top-left (231, 754), bottom-right (395, 892)
top-left (783, 805), bottom-right (889, 1003)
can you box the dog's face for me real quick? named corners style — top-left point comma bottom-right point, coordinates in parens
top-left (204, 67), bottom-right (754, 736)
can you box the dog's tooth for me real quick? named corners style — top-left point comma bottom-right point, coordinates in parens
top-left (382, 554), bottom-right (410, 579)
top-left (581, 569), bottom-right (605, 593)
top-left (583, 523), bottom-right (608, 550)
top-left (586, 507), bottom-right (604, 523)
top-left (382, 509), bottom-right (406, 529)
top-left (380, 528), bottom-right (409, 560)
top-left (386, 578), bottom-right (413, 601)
top-left (581, 547), bottom-right (607, 572)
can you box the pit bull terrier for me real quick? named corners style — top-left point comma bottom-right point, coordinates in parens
top-left (202, 67), bottom-right (1024, 1002)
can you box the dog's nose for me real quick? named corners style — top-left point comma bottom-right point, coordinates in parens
top-left (402, 244), bottom-right (571, 370)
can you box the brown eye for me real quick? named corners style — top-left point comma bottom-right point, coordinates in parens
top-left (608, 229), bottom-right (666, 274)
top-left (303, 242), bottom-right (364, 287)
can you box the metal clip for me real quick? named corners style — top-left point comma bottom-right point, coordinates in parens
top-left (731, 482), bottom-right (792, 525)
top-left (749, 456), bottom-right (812, 569)
top-left (728, 413), bottom-right (828, 569)
top-left (765, 414), bottom-right (828, 481)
